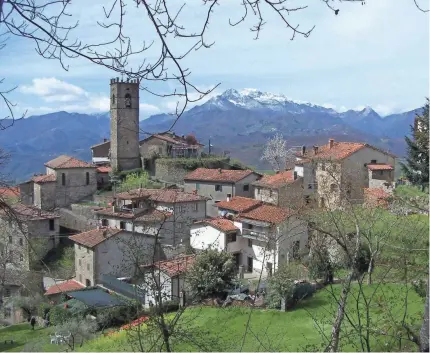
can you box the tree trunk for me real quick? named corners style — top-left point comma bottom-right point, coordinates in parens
top-left (367, 257), bottom-right (374, 285)
top-left (420, 290), bottom-right (429, 352)
top-left (325, 271), bottom-right (354, 352)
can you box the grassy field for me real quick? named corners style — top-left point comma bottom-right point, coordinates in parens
top-left (79, 283), bottom-right (424, 352)
top-left (0, 284), bottom-right (424, 352)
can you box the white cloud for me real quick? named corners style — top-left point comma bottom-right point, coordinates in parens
top-left (20, 78), bottom-right (87, 103)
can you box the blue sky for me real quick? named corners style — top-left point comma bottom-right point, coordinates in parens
top-left (1, 0), bottom-right (428, 119)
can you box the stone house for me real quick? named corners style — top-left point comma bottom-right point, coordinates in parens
top-left (19, 155), bottom-right (97, 209)
top-left (1, 268), bottom-right (44, 324)
top-left (190, 198), bottom-right (309, 279)
top-left (140, 132), bottom-right (204, 162)
top-left (96, 166), bottom-right (112, 189)
top-left (0, 203), bottom-right (60, 270)
top-left (139, 255), bottom-right (195, 308)
top-left (252, 170), bottom-right (303, 207)
top-left (184, 168), bottom-right (262, 217)
top-left (69, 227), bottom-right (158, 287)
top-left (294, 138), bottom-right (396, 208)
top-left (95, 188), bottom-right (208, 246)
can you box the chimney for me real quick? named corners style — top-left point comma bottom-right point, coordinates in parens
top-left (302, 146), bottom-right (306, 156)
top-left (276, 171), bottom-right (280, 174)
top-left (227, 194), bottom-right (231, 202)
top-left (293, 171), bottom-right (298, 180)
top-left (218, 168), bottom-right (222, 174)
top-left (329, 138), bottom-right (334, 149)
top-left (313, 145), bottom-right (319, 155)
top-left (103, 138), bottom-right (107, 142)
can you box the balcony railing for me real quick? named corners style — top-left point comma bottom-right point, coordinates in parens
top-left (241, 229), bottom-right (269, 241)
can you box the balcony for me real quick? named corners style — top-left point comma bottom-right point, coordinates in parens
top-left (241, 229), bottom-right (269, 241)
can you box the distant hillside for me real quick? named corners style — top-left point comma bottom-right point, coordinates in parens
top-left (0, 89), bottom-right (420, 183)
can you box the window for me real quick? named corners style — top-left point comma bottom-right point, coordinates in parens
top-left (196, 183), bottom-right (200, 190)
top-left (49, 219), bottom-right (55, 231)
top-left (193, 203), bottom-right (198, 212)
top-left (248, 239), bottom-right (253, 247)
top-left (243, 184), bottom-right (249, 192)
top-left (247, 257), bottom-right (253, 273)
top-left (292, 241), bottom-right (300, 260)
top-left (379, 170), bottom-right (384, 175)
top-left (4, 288), bottom-right (11, 297)
top-left (257, 187), bottom-right (260, 195)
top-left (308, 183), bottom-right (313, 189)
top-left (124, 93), bottom-right (132, 108)
top-left (78, 259), bottom-right (82, 267)
top-left (19, 238), bottom-right (23, 246)
top-left (19, 254), bottom-right (23, 262)
top-left (215, 184), bottom-right (222, 192)
top-left (87, 263), bottom-right (90, 271)
top-left (176, 222), bottom-right (183, 229)
top-left (226, 233), bottom-right (237, 243)
top-left (86, 279), bottom-right (92, 287)
top-left (61, 173), bottom-right (66, 186)
top-left (371, 159), bottom-right (377, 164)
top-left (266, 262), bottom-right (273, 277)
top-left (86, 172), bottom-right (90, 185)
top-left (79, 274), bottom-right (82, 283)
top-left (120, 221), bottom-right (126, 230)
top-left (4, 308), bottom-right (11, 318)
top-left (101, 219), bottom-right (109, 226)
top-left (330, 183), bottom-right (338, 192)
top-left (111, 94), bottom-right (115, 104)
top-left (8, 236), bottom-right (12, 244)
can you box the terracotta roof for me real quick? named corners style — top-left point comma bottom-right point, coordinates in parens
top-left (203, 218), bottom-right (239, 233)
top-left (364, 188), bottom-right (390, 199)
top-left (367, 164), bottom-right (394, 171)
top-left (96, 166), bottom-right (112, 173)
top-left (69, 227), bottom-right (123, 248)
top-left (297, 139), bottom-right (396, 162)
top-left (0, 186), bottom-right (20, 199)
top-left (7, 203), bottom-right (59, 221)
top-left (116, 188), bottom-right (209, 203)
top-left (45, 279), bottom-right (85, 296)
top-left (31, 174), bottom-right (57, 183)
top-left (184, 168), bottom-right (258, 183)
top-left (216, 196), bottom-right (262, 213)
top-left (239, 204), bottom-right (291, 224)
top-left (45, 155), bottom-right (94, 169)
top-left (252, 170), bottom-right (296, 188)
top-left (143, 255), bottom-right (196, 277)
top-left (144, 133), bottom-right (204, 147)
top-left (96, 207), bottom-right (171, 222)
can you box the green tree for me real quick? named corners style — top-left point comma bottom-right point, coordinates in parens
top-left (186, 249), bottom-right (236, 299)
top-left (401, 99), bottom-right (429, 191)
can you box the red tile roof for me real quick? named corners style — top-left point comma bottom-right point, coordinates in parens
top-left (252, 170), bottom-right (296, 188)
top-left (143, 255), bottom-right (196, 277)
top-left (364, 188), bottom-right (391, 208)
top-left (69, 227), bottom-right (123, 248)
top-left (216, 196), bottom-right (262, 213)
top-left (296, 139), bottom-right (396, 162)
top-left (203, 218), bottom-right (239, 233)
top-left (116, 188), bottom-right (208, 203)
top-left (367, 164), bottom-right (394, 171)
top-left (31, 174), bottom-right (57, 183)
top-left (144, 133), bottom-right (204, 147)
top-left (184, 168), bottom-right (258, 183)
top-left (45, 279), bottom-right (84, 296)
top-left (95, 207), bottom-right (171, 222)
top-left (45, 155), bottom-right (94, 169)
top-left (7, 203), bottom-right (59, 221)
top-left (239, 204), bottom-right (291, 224)
top-left (0, 186), bottom-right (20, 199)
top-left (96, 166), bottom-right (112, 173)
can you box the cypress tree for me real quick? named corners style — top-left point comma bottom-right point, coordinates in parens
top-left (401, 99), bottom-right (429, 191)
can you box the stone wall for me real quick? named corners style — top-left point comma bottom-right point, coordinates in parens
top-left (59, 207), bottom-right (98, 232)
top-left (54, 168), bottom-right (97, 207)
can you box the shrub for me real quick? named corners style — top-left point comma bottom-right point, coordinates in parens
top-left (412, 279), bottom-right (427, 298)
top-left (186, 249), bottom-right (236, 300)
top-left (96, 304), bottom-right (139, 329)
top-left (50, 306), bottom-right (72, 325)
top-left (37, 302), bottom-right (53, 319)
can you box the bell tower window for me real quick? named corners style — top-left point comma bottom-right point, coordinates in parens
top-left (111, 94), bottom-right (115, 104)
top-left (125, 93), bottom-right (131, 108)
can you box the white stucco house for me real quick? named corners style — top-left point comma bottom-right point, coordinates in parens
top-left (140, 255), bottom-right (195, 308)
top-left (190, 197), bottom-right (309, 279)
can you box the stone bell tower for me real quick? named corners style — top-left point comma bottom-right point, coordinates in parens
top-left (110, 77), bottom-right (141, 172)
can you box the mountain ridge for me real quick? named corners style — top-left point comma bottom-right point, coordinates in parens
top-left (0, 89), bottom-right (420, 182)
